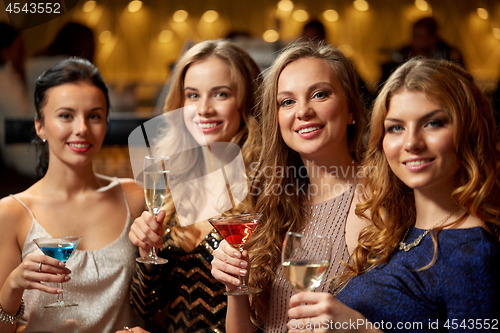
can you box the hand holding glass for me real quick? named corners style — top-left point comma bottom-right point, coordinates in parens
top-left (137, 155), bottom-right (170, 265)
top-left (282, 232), bottom-right (331, 292)
top-left (33, 236), bottom-right (82, 308)
top-left (208, 214), bottom-right (262, 295)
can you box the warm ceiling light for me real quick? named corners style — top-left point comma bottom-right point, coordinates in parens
top-left (202, 10), bottom-right (219, 23)
top-left (277, 0), bottom-right (294, 12)
top-left (493, 28), bottom-right (500, 40)
top-left (83, 0), bottom-right (96, 13)
top-left (128, 0), bottom-right (142, 12)
top-left (323, 9), bottom-right (339, 22)
top-left (353, 0), bottom-right (369, 11)
top-left (414, 0), bottom-right (428, 11)
top-left (99, 30), bottom-right (112, 43)
top-left (159, 30), bottom-right (173, 43)
top-left (292, 9), bottom-right (309, 22)
top-left (173, 10), bottom-right (189, 22)
top-left (477, 8), bottom-right (489, 20)
top-left (263, 29), bottom-right (279, 43)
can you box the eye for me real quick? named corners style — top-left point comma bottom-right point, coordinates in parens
top-left (89, 113), bottom-right (102, 121)
top-left (59, 113), bottom-right (72, 120)
top-left (187, 93), bottom-right (199, 99)
top-left (426, 119), bottom-right (445, 128)
top-left (279, 99), bottom-right (295, 107)
top-left (312, 91), bottom-right (328, 99)
top-left (215, 91), bottom-right (228, 98)
top-left (385, 124), bottom-right (404, 133)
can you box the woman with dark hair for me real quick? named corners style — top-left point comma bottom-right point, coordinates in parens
top-left (128, 39), bottom-right (261, 332)
top-left (286, 58), bottom-right (500, 332)
top-left (0, 58), bottom-right (144, 332)
top-left (211, 41), bottom-right (368, 332)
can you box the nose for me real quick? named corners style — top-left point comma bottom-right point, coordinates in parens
top-left (404, 128), bottom-right (425, 153)
top-left (197, 96), bottom-right (215, 117)
top-left (296, 101), bottom-right (314, 120)
top-left (75, 117), bottom-right (88, 136)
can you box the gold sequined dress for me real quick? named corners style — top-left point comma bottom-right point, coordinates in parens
top-left (131, 228), bottom-right (226, 333)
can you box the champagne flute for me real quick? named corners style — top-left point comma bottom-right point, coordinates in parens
top-left (33, 236), bottom-right (82, 308)
top-left (136, 155), bottom-right (170, 265)
top-left (208, 214), bottom-right (262, 295)
top-left (282, 232), bottom-right (331, 292)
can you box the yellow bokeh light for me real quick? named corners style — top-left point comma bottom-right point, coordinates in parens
top-left (292, 9), bottom-right (309, 22)
top-left (353, 0), bottom-right (369, 12)
top-left (323, 9), bottom-right (339, 22)
top-left (128, 0), bottom-right (142, 13)
top-left (202, 10), bottom-right (219, 23)
top-left (158, 30), bottom-right (173, 43)
top-left (493, 28), bottom-right (500, 40)
top-left (277, 0), bottom-right (294, 12)
top-left (263, 29), bottom-right (279, 43)
top-left (477, 8), bottom-right (488, 20)
top-left (173, 10), bottom-right (189, 22)
top-left (83, 0), bottom-right (96, 13)
top-left (338, 44), bottom-right (354, 57)
top-left (99, 30), bottom-right (112, 43)
top-left (414, 0), bottom-right (428, 11)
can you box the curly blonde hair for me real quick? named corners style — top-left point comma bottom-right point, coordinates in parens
top-left (152, 40), bottom-right (261, 242)
top-left (246, 41), bottom-right (367, 326)
top-left (349, 57), bottom-right (500, 279)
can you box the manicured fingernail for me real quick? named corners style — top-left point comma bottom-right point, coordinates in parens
top-left (64, 276), bottom-right (71, 281)
top-left (58, 262), bottom-right (65, 267)
top-left (239, 261), bottom-right (247, 268)
top-left (57, 289), bottom-right (63, 293)
top-left (233, 252), bottom-right (241, 259)
top-left (239, 269), bottom-right (247, 276)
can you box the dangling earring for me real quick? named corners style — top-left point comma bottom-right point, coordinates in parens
top-left (351, 120), bottom-right (356, 125)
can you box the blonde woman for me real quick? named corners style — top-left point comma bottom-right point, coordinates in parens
top-left (287, 58), bottom-right (500, 332)
top-left (212, 41), bottom-right (368, 332)
top-left (128, 40), bottom-right (261, 332)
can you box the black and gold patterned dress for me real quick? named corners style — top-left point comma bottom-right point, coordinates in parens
top-left (131, 227), bottom-right (226, 333)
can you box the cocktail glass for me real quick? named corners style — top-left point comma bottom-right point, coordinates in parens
top-left (33, 236), bottom-right (82, 308)
top-left (208, 213), bottom-right (262, 295)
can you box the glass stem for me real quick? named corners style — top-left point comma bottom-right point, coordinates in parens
top-left (57, 282), bottom-right (64, 305)
top-left (150, 208), bottom-right (160, 259)
top-left (238, 248), bottom-right (248, 291)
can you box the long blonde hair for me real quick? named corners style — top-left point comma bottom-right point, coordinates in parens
top-left (350, 58), bottom-right (500, 279)
top-left (153, 40), bottom-right (261, 237)
top-left (246, 41), bottom-right (366, 326)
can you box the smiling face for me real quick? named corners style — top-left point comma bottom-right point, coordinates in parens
top-left (382, 90), bottom-right (459, 193)
top-left (35, 82), bottom-right (107, 168)
top-left (277, 57), bottom-right (353, 161)
top-left (182, 56), bottom-right (241, 145)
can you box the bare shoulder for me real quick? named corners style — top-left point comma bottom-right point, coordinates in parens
top-left (118, 178), bottom-right (145, 218)
top-left (0, 192), bottom-right (32, 238)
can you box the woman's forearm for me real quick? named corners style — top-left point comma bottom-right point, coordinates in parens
top-left (226, 295), bottom-right (257, 333)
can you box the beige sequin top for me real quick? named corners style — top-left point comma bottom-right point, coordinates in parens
top-left (12, 179), bottom-right (143, 333)
top-left (263, 187), bottom-right (354, 333)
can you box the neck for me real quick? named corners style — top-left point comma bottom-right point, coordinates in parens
top-left (413, 187), bottom-right (459, 229)
top-left (40, 160), bottom-right (102, 197)
top-left (301, 152), bottom-right (358, 204)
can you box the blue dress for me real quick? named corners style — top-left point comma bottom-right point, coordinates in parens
top-left (337, 227), bottom-right (500, 332)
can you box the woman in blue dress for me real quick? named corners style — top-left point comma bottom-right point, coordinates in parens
top-left (286, 58), bottom-right (500, 332)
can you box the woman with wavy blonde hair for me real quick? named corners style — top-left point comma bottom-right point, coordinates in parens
top-left (127, 39), bottom-right (261, 332)
top-left (285, 58), bottom-right (500, 332)
top-left (212, 41), bottom-right (368, 332)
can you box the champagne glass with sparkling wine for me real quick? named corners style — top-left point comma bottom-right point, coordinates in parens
top-left (33, 236), bottom-right (82, 308)
top-left (208, 214), bottom-right (262, 295)
top-left (136, 155), bottom-right (170, 265)
top-left (282, 232), bottom-right (331, 292)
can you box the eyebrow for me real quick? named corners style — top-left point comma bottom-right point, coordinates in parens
top-left (277, 81), bottom-right (333, 96)
top-left (184, 85), bottom-right (232, 91)
top-left (384, 109), bottom-right (446, 122)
